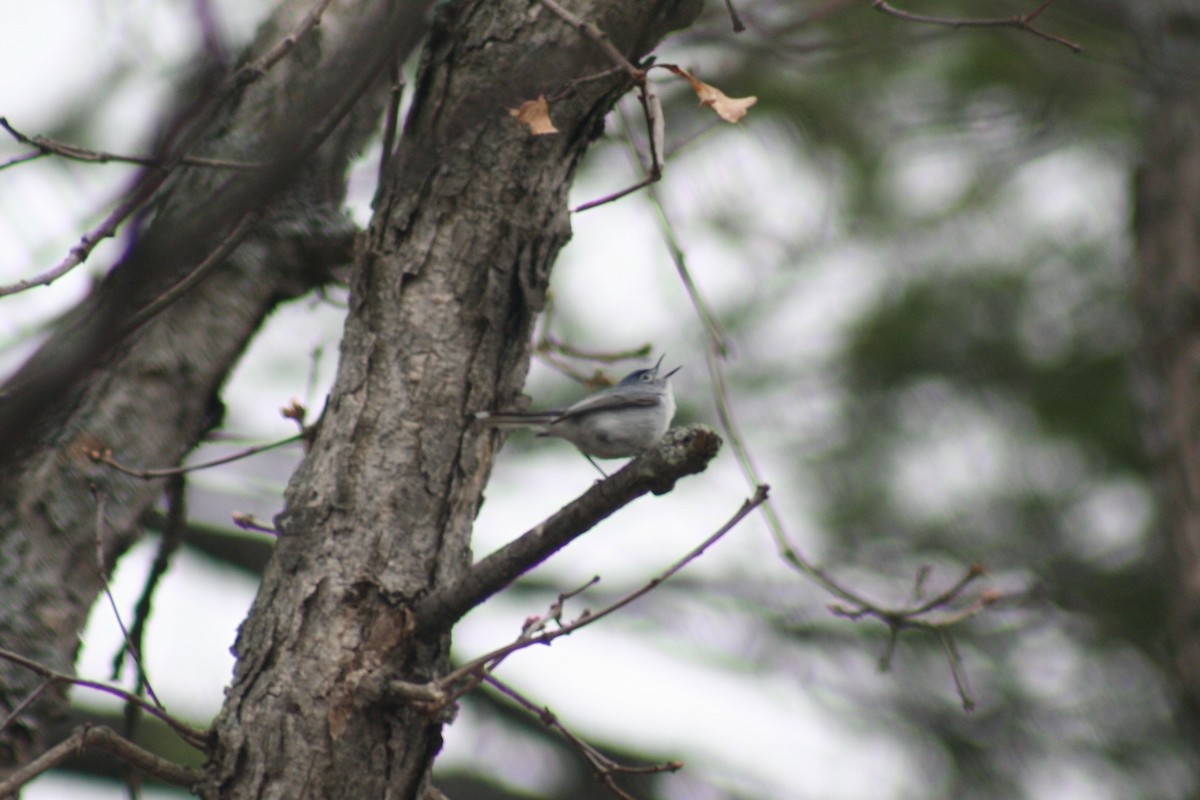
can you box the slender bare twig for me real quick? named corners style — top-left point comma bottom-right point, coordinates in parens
top-left (636, 153), bottom-right (1005, 708)
top-left (938, 630), bottom-right (976, 712)
top-left (114, 474), bottom-right (187, 748)
top-left (537, 0), bottom-right (643, 79)
top-left (722, 0), bottom-right (746, 33)
top-left (0, 118), bottom-right (263, 171)
top-left (234, 0), bottom-right (338, 82)
top-left (574, 83), bottom-right (665, 213)
top-left (0, 677), bottom-right (55, 735)
top-left (117, 476), bottom-right (186, 800)
top-left (232, 512), bottom-right (280, 535)
top-left (635, 151), bottom-right (728, 356)
top-left (871, 0), bottom-right (1081, 53)
top-left (0, 647), bottom-right (206, 746)
top-left (486, 674), bottom-right (681, 800)
top-left (429, 486), bottom-right (767, 699)
top-left (120, 209), bottom-right (265, 334)
top-left (0, 148), bottom-right (47, 171)
top-left (0, 0), bottom-right (345, 300)
top-left (531, 305), bottom-right (652, 383)
top-left (0, 725), bottom-right (200, 796)
top-left (533, 0), bottom-right (674, 213)
top-left (91, 487), bottom-right (164, 711)
top-left (906, 564), bottom-right (987, 616)
top-left (90, 431), bottom-right (304, 479)
top-left (376, 60), bottom-right (406, 186)
top-left (0, 169), bottom-right (170, 297)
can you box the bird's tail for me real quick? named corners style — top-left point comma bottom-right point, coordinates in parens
top-left (474, 410), bottom-right (561, 428)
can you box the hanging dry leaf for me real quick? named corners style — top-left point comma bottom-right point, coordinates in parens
top-left (508, 95), bottom-right (559, 135)
top-left (664, 65), bottom-right (757, 123)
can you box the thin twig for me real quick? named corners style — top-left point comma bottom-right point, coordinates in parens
top-left (115, 474), bottom-right (187, 745)
top-left (433, 486), bottom-right (767, 697)
top-left (722, 0), bottom-right (746, 33)
top-left (0, 725), bottom-right (200, 796)
top-left (537, 0), bottom-right (643, 79)
top-left (0, 149), bottom-right (47, 171)
top-left (574, 86), bottom-right (664, 213)
top-left (0, 118), bottom-right (263, 171)
top-left (234, 0), bottom-right (338, 82)
top-left (0, 647), bottom-right (206, 747)
top-left (0, 169), bottom-right (170, 297)
top-left (486, 674), bottom-right (681, 800)
top-left (0, 677), bottom-right (56, 735)
top-left (906, 564), bottom-right (986, 616)
top-left (91, 487), bottom-right (164, 710)
top-left (938, 629), bottom-right (976, 711)
top-left (376, 60), bottom-right (405, 186)
top-left (91, 431), bottom-right (304, 479)
top-left (871, 0), bottom-right (1081, 53)
top-left (120, 209), bottom-right (265, 334)
top-left (637, 155), bottom-right (1001, 708)
top-left (573, 173), bottom-right (661, 213)
top-left (0, 0), bottom-right (344, 300)
top-left (232, 512), bottom-right (280, 535)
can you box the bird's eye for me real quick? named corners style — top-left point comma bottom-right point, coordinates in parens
top-left (641, 372), bottom-right (652, 382)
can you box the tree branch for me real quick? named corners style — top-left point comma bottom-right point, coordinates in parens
top-left (871, 0), bottom-right (1082, 53)
top-left (0, 725), bottom-right (200, 796)
top-left (0, 647), bottom-right (207, 748)
top-left (414, 425), bottom-right (722, 635)
top-left (421, 485), bottom-right (767, 700)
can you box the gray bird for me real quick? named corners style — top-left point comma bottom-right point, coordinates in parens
top-left (476, 355), bottom-right (681, 475)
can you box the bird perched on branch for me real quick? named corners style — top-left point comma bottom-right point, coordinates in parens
top-left (476, 355), bottom-right (681, 475)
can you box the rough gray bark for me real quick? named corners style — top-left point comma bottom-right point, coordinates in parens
top-left (0, 0), bottom-right (425, 772)
top-left (201, 1), bottom-right (702, 797)
top-left (1132, 0), bottom-right (1200, 747)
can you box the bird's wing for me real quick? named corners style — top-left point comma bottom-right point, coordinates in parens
top-left (556, 387), bottom-right (658, 420)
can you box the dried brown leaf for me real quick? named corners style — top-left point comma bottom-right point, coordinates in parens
top-left (664, 65), bottom-right (757, 123)
top-left (508, 96), bottom-right (559, 135)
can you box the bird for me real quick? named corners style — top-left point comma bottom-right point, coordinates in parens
top-left (475, 355), bottom-right (681, 476)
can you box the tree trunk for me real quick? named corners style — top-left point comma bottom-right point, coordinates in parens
top-left (0, 0), bottom-right (419, 772)
top-left (201, 1), bottom-right (701, 797)
top-left (1132, 0), bottom-right (1200, 747)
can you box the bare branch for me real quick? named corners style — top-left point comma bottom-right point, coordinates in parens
top-left (376, 60), bottom-right (406, 186)
top-left (90, 431), bottom-right (304, 479)
top-left (114, 474), bottom-right (187, 738)
top-left (0, 677), bottom-right (55, 736)
top-left (91, 486), bottom-right (165, 710)
top-left (0, 0), bottom-right (344, 300)
top-left (722, 0), bottom-right (746, 33)
top-left (537, 0), bottom-right (644, 80)
top-left (871, 0), bottom-right (1082, 53)
top-left (571, 82), bottom-right (667, 212)
top-left (0, 170), bottom-right (169, 297)
top-left (0, 725), bottom-right (200, 796)
top-left (430, 485), bottom-right (768, 698)
top-left (0, 117), bottom-right (263, 171)
top-left (0, 647), bottom-right (207, 747)
top-left (414, 425), bottom-right (724, 634)
top-left (235, 0), bottom-right (338, 83)
top-left (231, 512), bottom-right (279, 535)
top-left (486, 674), bottom-right (682, 800)
top-left (938, 630), bottom-right (976, 712)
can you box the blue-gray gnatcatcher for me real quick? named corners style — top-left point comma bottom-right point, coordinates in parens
top-left (476, 355), bottom-right (680, 473)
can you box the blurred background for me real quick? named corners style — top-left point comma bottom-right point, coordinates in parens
top-left (1, 1), bottom-right (1186, 798)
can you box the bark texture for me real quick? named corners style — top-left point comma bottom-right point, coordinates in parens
top-left (202, 1), bottom-right (701, 798)
top-left (1132, 0), bottom-right (1200, 745)
top-left (0, 0), bottom-right (416, 771)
